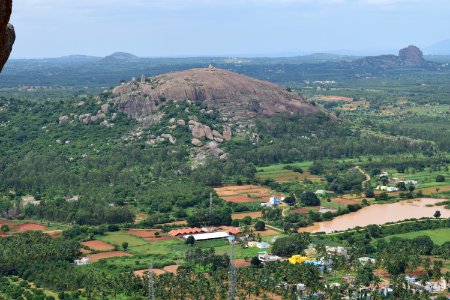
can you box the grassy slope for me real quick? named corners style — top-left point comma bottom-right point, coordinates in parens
top-left (384, 228), bottom-right (450, 245)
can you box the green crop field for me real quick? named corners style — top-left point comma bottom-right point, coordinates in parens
top-left (384, 228), bottom-right (450, 245)
top-left (96, 231), bottom-right (147, 247)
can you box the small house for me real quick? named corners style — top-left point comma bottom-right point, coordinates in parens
top-left (229, 228), bottom-right (241, 236)
top-left (258, 251), bottom-right (281, 263)
top-left (74, 257), bottom-right (89, 265)
top-left (257, 242), bottom-right (270, 249)
top-left (358, 257), bottom-right (376, 265)
top-left (288, 255), bottom-right (311, 265)
top-left (326, 246), bottom-right (348, 258)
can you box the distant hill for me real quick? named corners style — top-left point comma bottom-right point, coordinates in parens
top-left (425, 39), bottom-right (450, 55)
top-left (353, 45), bottom-right (433, 70)
top-left (99, 52), bottom-right (139, 63)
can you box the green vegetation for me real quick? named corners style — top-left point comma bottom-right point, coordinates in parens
top-left (1, 56), bottom-right (450, 299)
top-left (385, 228), bottom-right (450, 245)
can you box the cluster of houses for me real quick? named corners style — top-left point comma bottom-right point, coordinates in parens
top-left (406, 276), bottom-right (448, 293)
top-left (376, 171), bottom-right (419, 192)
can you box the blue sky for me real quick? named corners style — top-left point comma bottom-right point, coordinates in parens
top-left (10, 0), bottom-right (450, 58)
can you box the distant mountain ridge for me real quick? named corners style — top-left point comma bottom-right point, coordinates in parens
top-left (425, 39), bottom-right (450, 55)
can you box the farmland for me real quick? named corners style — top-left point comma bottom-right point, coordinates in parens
top-left (214, 184), bottom-right (283, 203)
top-left (2, 45), bottom-right (450, 299)
top-left (256, 162), bottom-right (321, 183)
top-left (384, 228), bottom-right (450, 245)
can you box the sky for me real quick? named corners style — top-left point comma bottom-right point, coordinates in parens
top-left (9, 0), bottom-right (450, 58)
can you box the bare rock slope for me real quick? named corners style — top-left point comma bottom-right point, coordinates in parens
top-left (0, 0), bottom-right (15, 72)
top-left (111, 67), bottom-right (322, 121)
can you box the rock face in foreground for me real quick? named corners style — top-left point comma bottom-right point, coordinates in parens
top-left (110, 67), bottom-right (322, 121)
top-left (356, 45), bottom-right (427, 69)
top-left (0, 0), bottom-right (15, 72)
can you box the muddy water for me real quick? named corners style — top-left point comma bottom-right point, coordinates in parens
top-left (300, 198), bottom-right (450, 233)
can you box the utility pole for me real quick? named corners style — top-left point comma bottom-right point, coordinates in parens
top-left (228, 239), bottom-right (237, 300)
top-left (149, 264), bottom-right (154, 300)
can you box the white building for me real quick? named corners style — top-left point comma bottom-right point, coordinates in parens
top-left (377, 172), bottom-right (389, 177)
top-left (377, 186), bottom-right (398, 192)
top-left (258, 251), bottom-right (281, 263)
top-left (74, 257), bottom-right (89, 265)
top-left (326, 246), bottom-right (348, 258)
top-left (358, 257), bottom-right (376, 265)
top-left (183, 232), bottom-right (229, 241)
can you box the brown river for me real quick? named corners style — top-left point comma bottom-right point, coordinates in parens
top-left (300, 198), bottom-right (450, 233)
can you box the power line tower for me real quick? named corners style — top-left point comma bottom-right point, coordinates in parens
top-left (228, 239), bottom-right (237, 300)
top-left (209, 191), bottom-right (214, 225)
top-left (148, 264), bottom-right (155, 300)
top-left (209, 192), bottom-right (213, 215)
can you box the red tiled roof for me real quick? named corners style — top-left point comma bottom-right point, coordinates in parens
top-left (168, 228), bottom-right (204, 236)
top-left (229, 228), bottom-right (241, 235)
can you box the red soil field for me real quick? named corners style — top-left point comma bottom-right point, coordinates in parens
top-left (82, 240), bottom-right (115, 251)
top-left (48, 232), bottom-right (60, 238)
top-left (133, 268), bottom-right (166, 277)
top-left (164, 220), bottom-right (188, 225)
top-left (318, 95), bottom-right (353, 102)
top-left (134, 213), bottom-right (147, 224)
top-left (421, 185), bottom-right (450, 194)
top-left (273, 172), bottom-right (321, 183)
top-left (258, 228), bottom-right (281, 236)
top-left (163, 265), bottom-right (179, 274)
top-left (87, 251), bottom-right (132, 262)
top-left (234, 259), bottom-right (251, 267)
top-left (215, 185), bottom-right (283, 203)
top-left (331, 198), bottom-right (363, 205)
top-left (143, 235), bottom-right (175, 243)
top-left (222, 195), bottom-right (263, 203)
top-left (290, 208), bottom-right (311, 214)
top-left (13, 223), bottom-right (48, 231)
top-left (80, 248), bottom-right (91, 254)
top-left (127, 229), bottom-right (159, 238)
top-left (231, 211), bottom-right (262, 219)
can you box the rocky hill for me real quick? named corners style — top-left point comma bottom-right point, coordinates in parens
top-left (101, 67), bottom-right (327, 165)
top-left (110, 66), bottom-right (322, 122)
top-left (0, 0), bottom-right (15, 72)
top-left (97, 52), bottom-right (140, 64)
top-left (355, 45), bottom-right (428, 69)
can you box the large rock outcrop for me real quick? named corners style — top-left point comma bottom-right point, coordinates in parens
top-left (399, 45), bottom-right (426, 67)
top-left (355, 45), bottom-right (428, 70)
top-left (110, 67), bottom-right (323, 122)
top-left (0, 0), bottom-right (15, 72)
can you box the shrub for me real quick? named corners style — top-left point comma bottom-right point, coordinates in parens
top-left (272, 233), bottom-right (311, 257)
top-left (300, 192), bottom-right (320, 206)
top-left (436, 175), bottom-right (445, 182)
top-left (254, 221), bottom-right (265, 231)
top-left (185, 235), bottom-right (195, 246)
